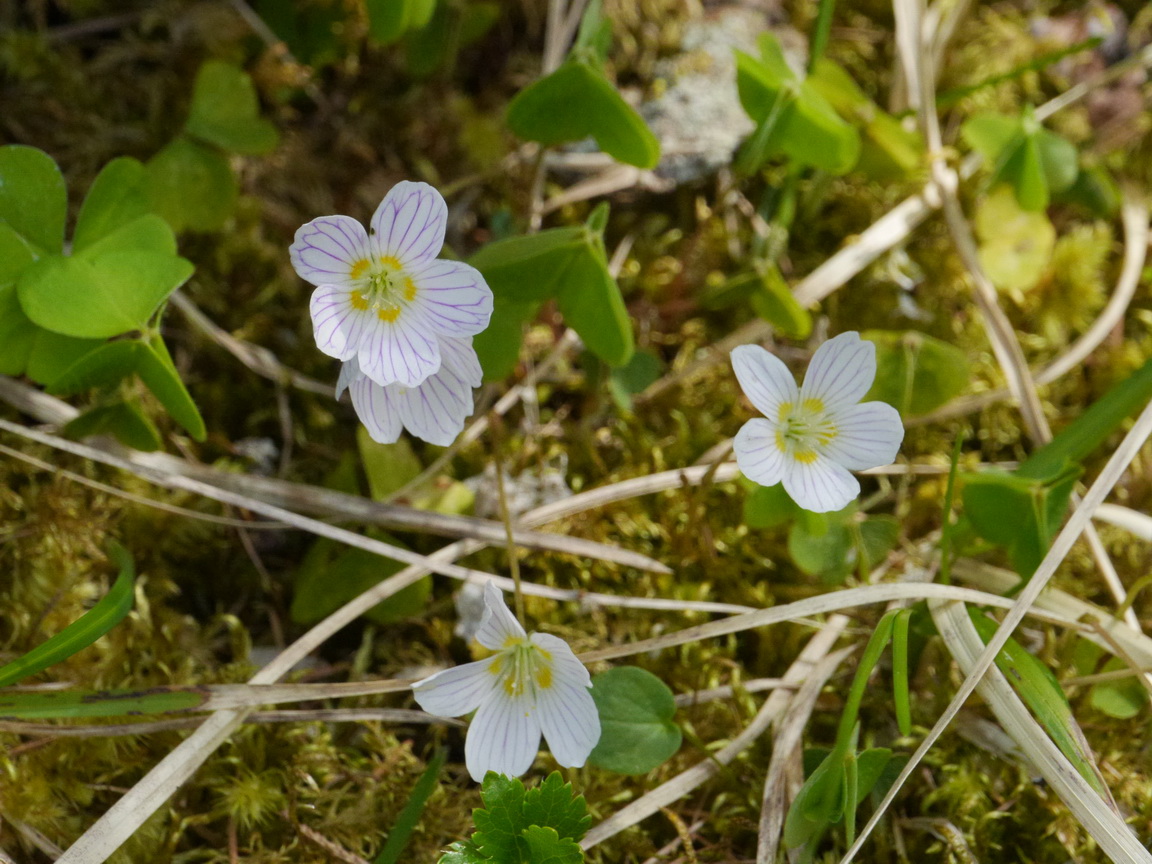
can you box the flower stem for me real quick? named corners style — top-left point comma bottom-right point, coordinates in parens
top-left (489, 414), bottom-right (526, 627)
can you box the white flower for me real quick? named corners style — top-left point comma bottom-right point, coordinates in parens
top-left (290, 181), bottom-right (493, 389)
top-left (731, 331), bottom-right (904, 513)
top-left (412, 583), bottom-right (601, 782)
top-left (336, 335), bottom-right (483, 446)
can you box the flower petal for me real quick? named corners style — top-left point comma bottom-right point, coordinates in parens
top-left (356, 308), bottom-right (442, 388)
top-left (475, 582), bottom-right (527, 650)
top-left (396, 357), bottom-right (474, 446)
top-left (310, 285), bottom-right (371, 361)
top-left (731, 344), bottom-right (799, 419)
top-left (734, 418), bottom-right (788, 487)
top-left (800, 332), bottom-right (876, 412)
top-left (348, 374), bottom-right (404, 443)
top-left (410, 259), bottom-right (494, 338)
top-left (411, 656), bottom-right (500, 718)
top-left (290, 215), bottom-right (371, 288)
top-left (823, 401), bottom-right (905, 470)
top-left (370, 181), bottom-right (447, 269)
top-left (440, 336), bottom-right (484, 388)
top-left (465, 685), bottom-right (542, 781)
top-left (782, 455), bottom-right (860, 513)
top-left (335, 357), bottom-right (361, 400)
top-left (530, 633), bottom-right (600, 768)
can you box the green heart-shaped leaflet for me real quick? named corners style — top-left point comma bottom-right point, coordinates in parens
top-left (506, 57), bottom-right (660, 169)
top-left (735, 34), bottom-right (859, 175)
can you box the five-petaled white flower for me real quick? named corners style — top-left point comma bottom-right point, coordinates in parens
top-left (290, 181), bottom-right (493, 389)
top-left (731, 331), bottom-right (904, 513)
top-left (412, 583), bottom-right (601, 782)
top-left (335, 335), bottom-right (483, 446)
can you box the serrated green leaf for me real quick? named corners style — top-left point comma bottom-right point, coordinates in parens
top-left (72, 157), bottom-right (152, 253)
top-left (436, 840), bottom-right (486, 864)
top-left (145, 136), bottom-right (238, 233)
top-left (588, 666), bottom-right (681, 774)
top-left (521, 773), bottom-right (591, 843)
top-left (185, 60), bottom-right (279, 155)
top-left (0, 544), bottom-right (135, 687)
top-left (17, 251), bottom-right (193, 339)
top-left (519, 826), bottom-right (583, 864)
top-left (136, 337), bottom-right (207, 440)
top-left (473, 772), bottom-right (527, 862)
top-left (861, 330), bottom-right (969, 417)
top-left (0, 145), bottom-right (66, 254)
top-left (507, 59), bottom-right (660, 169)
top-left (64, 401), bottom-right (162, 452)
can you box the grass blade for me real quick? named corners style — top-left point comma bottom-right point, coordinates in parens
top-left (0, 543), bottom-right (135, 687)
top-left (374, 747), bottom-right (446, 864)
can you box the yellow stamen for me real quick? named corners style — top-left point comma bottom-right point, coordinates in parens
top-left (349, 292), bottom-right (369, 310)
top-left (349, 259), bottom-right (371, 280)
top-left (377, 305), bottom-right (401, 322)
top-left (403, 276), bottom-right (418, 301)
top-left (379, 255), bottom-right (402, 269)
top-left (535, 665), bottom-right (552, 690)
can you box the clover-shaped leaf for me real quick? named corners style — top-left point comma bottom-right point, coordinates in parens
top-left (507, 57), bottom-right (660, 169)
top-left (470, 207), bottom-right (634, 376)
top-left (961, 108), bottom-right (1079, 210)
top-left (862, 330), bottom-right (970, 416)
top-left (185, 60), bottom-right (279, 155)
top-left (735, 34), bottom-right (859, 175)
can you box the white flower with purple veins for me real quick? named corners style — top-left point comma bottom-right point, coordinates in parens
top-left (412, 583), bottom-right (601, 782)
top-left (290, 181), bottom-right (493, 389)
top-left (335, 335), bottom-right (483, 446)
top-left (731, 331), bottom-right (905, 513)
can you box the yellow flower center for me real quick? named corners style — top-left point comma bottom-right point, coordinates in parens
top-left (775, 398), bottom-right (838, 464)
top-left (489, 639), bottom-right (556, 705)
top-left (347, 255), bottom-right (419, 322)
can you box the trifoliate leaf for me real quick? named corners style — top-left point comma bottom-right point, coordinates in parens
top-left (506, 58), bottom-right (660, 169)
top-left (862, 329), bottom-right (970, 416)
top-left (72, 158), bottom-right (153, 253)
top-left (0, 145), bottom-right (66, 254)
top-left (185, 60), bottom-right (279, 155)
